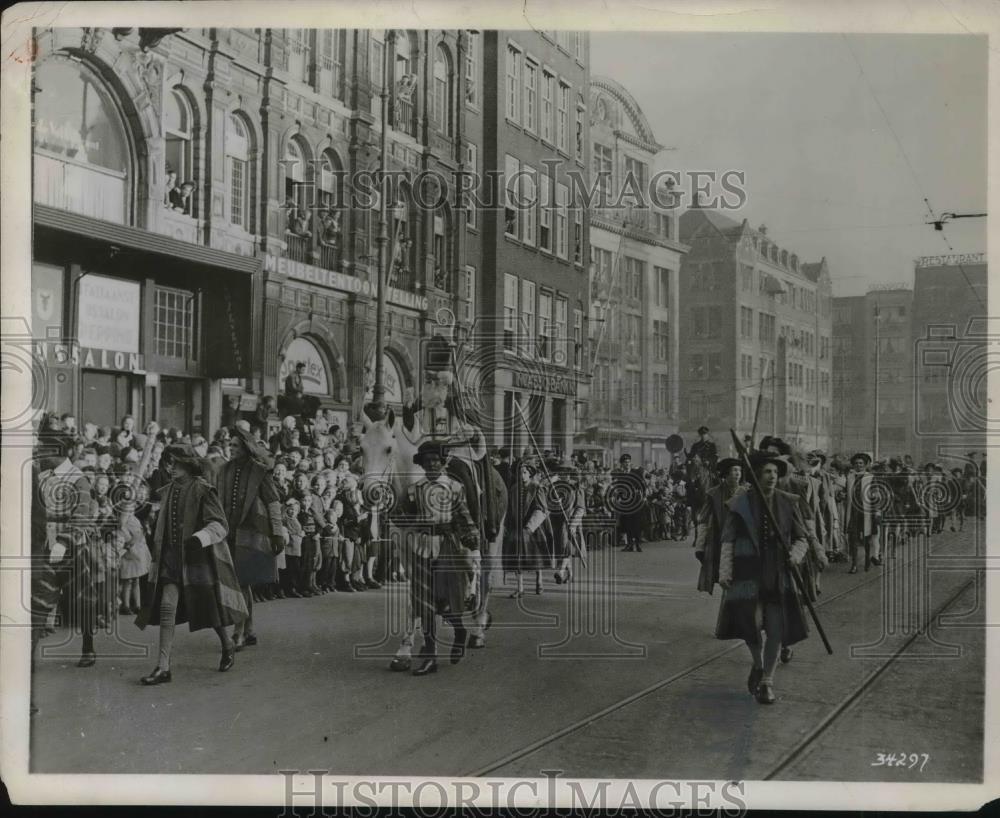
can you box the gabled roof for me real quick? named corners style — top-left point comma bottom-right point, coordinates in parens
top-left (589, 75), bottom-right (661, 149)
top-left (679, 208), bottom-right (746, 242)
top-left (801, 258), bottom-right (828, 282)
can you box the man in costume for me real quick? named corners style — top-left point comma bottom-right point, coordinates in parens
top-left (689, 425), bottom-right (718, 471)
top-left (843, 452), bottom-right (880, 573)
top-left (135, 443), bottom-right (247, 684)
top-left (717, 452), bottom-right (809, 704)
top-left (396, 440), bottom-right (480, 676)
top-left (213, 426), bottom-right (287, 650)
top-left (32, 433), bottom-right (100, 673)
top-left (693, 457), bottom-right (744, 595)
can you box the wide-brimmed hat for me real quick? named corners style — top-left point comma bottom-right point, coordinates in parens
top-left (716, 457), bottom-right (742, 476)
top-left (619, 453), bottom-right (632, 463)
top-left (807, 449), bottom-right (827, 465)
top-left (749, 452), bottom-right (788, 478)
top-left (163, 443), bottom-right (204, 475)
top-left (697, 425), bottom-right (710, 435)
top-left (412, 440), bottom-right (450, 465)
top-left (850, 452), bottom-right (873, 466)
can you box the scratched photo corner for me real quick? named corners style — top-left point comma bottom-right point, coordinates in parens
top-left (1, 3), bottom-right (995, 809)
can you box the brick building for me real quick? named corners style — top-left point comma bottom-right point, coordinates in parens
top-left (30, 26), bottom-right (482, 434)
top-left (678, 209), bottom-right (834, 455)
top-left (831, 286), bottom-right (914, 458)
top-left (479, 30), bottom-right (591, 455)
top-left (910, 254), bottom-right (989, 466)
top-left (578, 76), bottom-right (686, 467)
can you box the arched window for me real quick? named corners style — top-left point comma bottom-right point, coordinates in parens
top-left (318, 150), bottom-right (342, 209)
top-left (393, 32), bottom-right (418, 137)
top-left (388, 185), bottom-right (416, 290)
top-left (165, 88), bottom-right (195, 192)
top-left (283, 138), bottom-right (312, 251)
top-left (33, 55), bottom-right (131, 223)
top-left (283, 138), bottom-right (308, 208)
top-left (226, 113), bottom-right (251, 229)
top-left (433, 44), bottom-right (452, 135)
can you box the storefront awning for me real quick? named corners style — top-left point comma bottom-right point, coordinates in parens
top-left (33, 204), bottom-right (261, 275)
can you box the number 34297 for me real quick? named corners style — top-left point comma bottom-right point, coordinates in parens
top-left (871, 753), bottom-right (929, 771)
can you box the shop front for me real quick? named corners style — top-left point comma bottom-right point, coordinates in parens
top-left (32, 205), bottom-right (259, 435)
top-left (494, 365), bottom-right (581, 458)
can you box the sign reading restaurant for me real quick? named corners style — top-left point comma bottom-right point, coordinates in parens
top-left (916, 253), bottom-right (986, 268)
top-left (263, 252), bottom-right (429, 311)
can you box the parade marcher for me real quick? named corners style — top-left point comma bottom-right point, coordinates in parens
top-left (504, 458), bottom-right (552, 597)
top-left (32, 433), bottom-right (100, 670)
top-left (396, 440), bottom-right (480, 676)
top-left (136, 443), bottom-right (248, 684)
top-left (843, 452), bottom-right (880, 574)
top-left (716, 452), bottom-right (810, 704)
top-left (546, 462), bottom-right (587, 586)
top-left (613, 454), bottom-right (645, 552)
top-left (689, 426), bottom-right (719, 471)
top-left (693, 457), bottom-right (744, 594)
top-left (213, 426), bottom-right (287, 650)
top-left (808, 450), bottom-right (845, 563)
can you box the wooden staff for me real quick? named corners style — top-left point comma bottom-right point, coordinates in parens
top-left (118, 421), bottom-right (160, 532)
top-left (729, 428), bottom-right (833, 655)
top-left (749, 360), bottom-right (770, 451)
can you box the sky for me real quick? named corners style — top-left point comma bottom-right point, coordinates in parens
top-left (589, 32), bottom-right (988, 296)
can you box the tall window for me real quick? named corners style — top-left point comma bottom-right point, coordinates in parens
top-left (154, 286), bottom-right (196, 360)
top-left (623, 156), bottom-right (647, 191)
top-left (394, 34), bottom-right (418, 136)
top-left (504, 154), bottom-right (520, 238)
top-left (574, 31), bottom-right (585, 60)
top-left (555, 182), bottom-right (568, 259)
top-left (165, 88), bottom-right (195, 197)
top-left (520, 280), bottom-right (535, 357)
top-left (537, 292), bottom-right (552, 360)
top-left (573, 308), bottom-right (583, 369)
top-left (505, 44), bottom-right (521, 123)
top-left (433, 44), bottom-right (452, 135)
top-left (740, 306), bottom-right (754, 339)
top-left (370, 31), bottom-right (385, 119)
top-left (464, 141), bottom-right (478, 229)
top-left (319, 30), bottom-right (345, 98)
top-left (557, 81), bottom-right (569, 152)
top-left (575, 99), bottom-right (585, 161)
top-left (226, 114), bottom-right (250, 228)
top-left (572, 199), bottom-right (583, 264)
top-left (522, 164), bottom-right (537, 246)
top-left (554, 297), bottom-right (568, 366)
top-left (33, 55), bottom-right (131, 224)
top-left (541, 70), bottom-right (554, 142)
top-left (503, 274), bottom-right (518, 351)
top-left (459, 265), bottom-right (476, 324)
top-left (524, 59), bottom-right (538, 132)
top-left (593, 144), bottom-right (613, 203)
top-left (464, 31), bottom-right (479, 107)
top-left (283, 139), bottom-right (308, 209)
top-left (539, 171), bottom-right (552, 252)
top-left (286, 29), bottom-right (312, 84)
top-left (654, 266), bottom-right (671, 308)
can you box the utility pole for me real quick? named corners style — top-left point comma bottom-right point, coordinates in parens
top-left (370, 30), bottom-right (394, 420)
top-left (873, 297), bottom-right (880, 461)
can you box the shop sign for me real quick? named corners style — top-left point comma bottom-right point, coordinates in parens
top-left (916, 253), bottom-right (985, 268)
top-left (77, 275), bottom-right (141, 353)
top-left (363, 353), bottom-right (405, 404)
top-left (265, 252), bottom-right (374, 296)
top-left (513, 370), bottom-right (577, 396)
top-left (280, 336), bottom-right (330, 395)
top-left (387, 286), bottom-right (428, 311)
top-left (35, 339), bottom-right (144, 372)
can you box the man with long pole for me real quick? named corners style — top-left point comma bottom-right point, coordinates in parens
top-left (716, 430), bottom-right (832, 704)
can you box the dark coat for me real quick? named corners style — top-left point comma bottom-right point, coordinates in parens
top-left (715, 490), bottom-right (810, 646)
top-left (136, 476), bottom-right (247, 633)
top-left (503, 461), bottom-right (553, 571)
top-left (694, 483), bottom-right (744, 594)
top-left (214, 457), bottom-right (284, 586)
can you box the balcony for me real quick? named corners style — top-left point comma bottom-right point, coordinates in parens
top-left (319, 243), bottom-right (340, 272)
top-left (394, 97), bottom-right (416, 138)
top-left (284, 232), bottom-right (311, 263)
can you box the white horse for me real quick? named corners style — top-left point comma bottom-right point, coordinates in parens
top-left (359, 401), bottom-right (506, 670)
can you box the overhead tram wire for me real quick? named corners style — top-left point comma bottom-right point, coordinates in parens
top-left (839, 34), bottom-right (987, 312)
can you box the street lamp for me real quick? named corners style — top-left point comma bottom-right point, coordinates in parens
top-left (368, 29), bottom-right (395, 422)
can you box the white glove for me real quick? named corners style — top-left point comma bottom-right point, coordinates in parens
top-left (48, 542), bottom-right (67, 564)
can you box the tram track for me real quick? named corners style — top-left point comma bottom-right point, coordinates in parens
top-left (466, 532), bottom-right (979, 778)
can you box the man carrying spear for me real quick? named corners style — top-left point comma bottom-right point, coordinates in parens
top-left (716, 449), bottom-right (811, 704)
